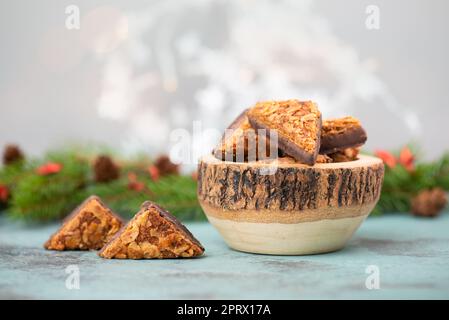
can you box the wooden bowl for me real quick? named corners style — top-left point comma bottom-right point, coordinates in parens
top-left (197, 154), bottom-right (384, 255)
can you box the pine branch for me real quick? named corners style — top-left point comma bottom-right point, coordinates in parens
top-left (81, 178), bottom-right (151, 218)
top-left (8, 151), bottom-right (89, 221)
top-left (83, 175), bottom-right (205, 222)
top-left (374, 152), bottom-right (449, 215)
top-left (4, 145), bottom-right (447, 222)
top-left (148, 175), bottom-right (205, 221)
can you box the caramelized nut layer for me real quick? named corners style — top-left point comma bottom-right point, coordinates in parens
top-left (213, 110), bottom-right (272, 162)
top-left (320, 116), bottom-right (367, 154)
top-left (99, 202), bottom-right (204, 259)
top-left (322, 116), bottom-right (362, 135)
top-left (247, 100), bottom-right (321, 154)
top-left (44, 196), bottom-right (123, 250)
top-left (316, 154), bottom-right (333, 163)
top-left (328, 147), bottom-right (360, 162)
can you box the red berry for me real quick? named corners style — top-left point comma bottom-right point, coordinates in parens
top-left (36, 162), bottom-right (63, 176)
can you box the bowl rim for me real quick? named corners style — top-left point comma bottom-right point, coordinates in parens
top-left (200, 154), bottom-right (383, 170)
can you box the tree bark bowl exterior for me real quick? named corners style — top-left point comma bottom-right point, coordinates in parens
top-left (197, 154), bottom-right (384, 255)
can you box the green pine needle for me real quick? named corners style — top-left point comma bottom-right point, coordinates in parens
top-left (7, 151), bottom-right (89, 222)
top-left (374, 152), bottom-right (449, 215)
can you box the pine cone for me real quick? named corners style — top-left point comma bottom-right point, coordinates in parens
top-left (154, 155), bottom-right (179, 177)
top-left (3, 144), bottom-right (24, 165)
top-left (411, 188), bottom-right (447, 217)
top-left (93, 155), bottom-right (120, 183)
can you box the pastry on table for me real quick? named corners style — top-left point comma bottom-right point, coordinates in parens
top-left (320, 116), bottom-right (367, 154)
top-left (44, 195), bottom-right (123, 251)
top-left (247, 100), bottom-right (322, 165)
top-left (99, 201), bottom-right (204, 259)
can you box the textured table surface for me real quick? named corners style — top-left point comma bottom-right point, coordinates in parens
top-left (1, 213), bottom-right (448, 300)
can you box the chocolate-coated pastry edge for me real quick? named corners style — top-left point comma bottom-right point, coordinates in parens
top-left (320, 126), bottom-right (367, 154)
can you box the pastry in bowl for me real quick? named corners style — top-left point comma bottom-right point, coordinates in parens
top-left (198, 100), bottom-right (384, 255)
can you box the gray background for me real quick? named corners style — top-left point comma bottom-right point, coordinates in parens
top-left (1, 0), bottom-right (448, 161)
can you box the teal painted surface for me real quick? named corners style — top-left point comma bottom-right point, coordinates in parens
top-left (0, 213), bottom-right (448, 299)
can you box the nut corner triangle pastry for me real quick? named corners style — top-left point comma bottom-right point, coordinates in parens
top-left (212, 109), bottom-right (273, 162)
top-left (44, 195), bottom-right (124, 251)
top-left (320, 116), bottom-right (367, 154)
top-left (247, 99), bottom-right (322, 165)
top-left (212, 109), bottom-right (250, 161)
top-left (99, 201), bottom-right (204, 259)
